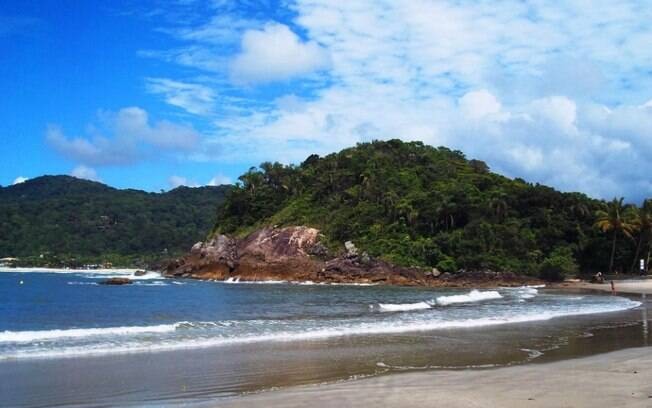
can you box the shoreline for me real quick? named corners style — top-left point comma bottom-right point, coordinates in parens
top-left (214, 346), bottom-right (652, 408)
top-left (208, 280), bottom-right (652, 408)
top-left (558, 278), bottom-right (652, 296)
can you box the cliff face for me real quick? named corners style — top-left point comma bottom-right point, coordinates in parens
top-left (165, 226), bottom-right (539, 287)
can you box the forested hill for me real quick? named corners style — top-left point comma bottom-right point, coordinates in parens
top-left (0, 176), bottom-right (230, 266)
top-left (216, 139), bottom-right (648, 277)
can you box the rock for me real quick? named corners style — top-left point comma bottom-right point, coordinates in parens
top-left (134, 270), bottom-right (147, 276)
top-left (99, 277), bottom-right (133, 285)
top-left (190, 241), bottom-right (203, 255)
top-left (307, 241), bottom-right (330, 258)
top-left (344, 241), bottom-right (358, 257)
top-left (163, 225), bottom-right (542, 287)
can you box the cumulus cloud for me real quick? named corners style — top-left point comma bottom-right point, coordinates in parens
top-left (47, 107), bottom-right (200, 166)
top-left (168, 175), bottom-right (199, 188)
top-left (147, 1), bottom-right (652, 200)
top-left (146, 78), bottom-right (215, 115)
top-left (70, 165), bottom-right (101, 182)
top-left (207, 174), bottom-right (232, 186)
top-left (230, 23), bottom-right (331, 84)
top-left (12, 176), bottom-right (28, 185)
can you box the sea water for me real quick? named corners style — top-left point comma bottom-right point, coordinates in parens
top-left (0, 268), bottom-right (646, 407)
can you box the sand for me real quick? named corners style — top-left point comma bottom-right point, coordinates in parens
top-left (215, 280), bottom-right (652, 408)
top-left (562, 278), bottom-right (652, 295)
top-left (216, 347), bottom-right (652, 408)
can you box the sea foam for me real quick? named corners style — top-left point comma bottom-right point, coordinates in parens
top-left (1, 297), bottom-right (641, 360)
top-left (435, 290), bottom-right (502, 306)
top-left (378, 302), bottom-right (432, 312)
top-left (0, 324), bottom-right (178, 343)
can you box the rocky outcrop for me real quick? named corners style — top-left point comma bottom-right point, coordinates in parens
top-left (164, 226), bottom-right (541, 287)
top-left (165, 226), bottom-right (322, 281)
top-left (99, 277), bottom-right (133, 285)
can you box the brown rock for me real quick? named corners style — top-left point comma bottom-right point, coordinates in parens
top-left (99, 277), bottom-right (133, 285)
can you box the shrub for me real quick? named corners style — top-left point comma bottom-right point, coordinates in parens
top-left (538, 247), bottom-right (578, 282)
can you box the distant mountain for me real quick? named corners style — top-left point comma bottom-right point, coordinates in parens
top-left (0, 176), bottom-right (230, 265)
top-left (214, 139), bottom-right (641, 277)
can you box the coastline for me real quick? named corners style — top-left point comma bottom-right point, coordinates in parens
top-left (558, 278), bottom-right (652, 295)
top-left (208, 280), bottom-right (652, 408)
top-left (214, 346), bottom-right (652, 408)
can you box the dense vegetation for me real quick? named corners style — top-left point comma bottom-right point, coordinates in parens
top-left (0, 176), bottom-right (229, 267)
top-left (216, 140), bottom-right (651, 279)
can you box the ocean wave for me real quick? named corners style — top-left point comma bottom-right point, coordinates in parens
top-left (378, 302), bottom-right (432, 312)
top-left (0, 324), bottom-right (178, 343)
top-left (0, 267), bottom-right (145, 275)
top-left (0, 267), bottom-right (164, 282)
top-left (133, 281), bottom-right (169, 286)
top-left (0, 296), bottom-right (641, 360)
top-left (435, 290), bottom-right (502, 306)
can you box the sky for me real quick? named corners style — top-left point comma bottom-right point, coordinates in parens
top-left (2, 1), bottom-right (652, 201)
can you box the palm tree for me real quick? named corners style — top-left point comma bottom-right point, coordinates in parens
top-left (630, 199), bottom-right (652, 273)
top-left (594, 197), bottom-right (638, 274)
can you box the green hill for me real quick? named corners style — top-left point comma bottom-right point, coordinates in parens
top-left (215, 139), bottom-right (645, 277)
top-left (0, 176), bottom-right (230, 267)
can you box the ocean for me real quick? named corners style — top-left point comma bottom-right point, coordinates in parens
top-left (0, 268), bottom-right (647, 407)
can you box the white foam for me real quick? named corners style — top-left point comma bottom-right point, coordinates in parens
top-left (0, 267), bottom-right (163, 281)
top-left (0, 324), bottom-right (178, 343)
top-left (133, 281), bottom-right (169, 286)
top-left (219, 278), bottom-right (287, 284)
top-left (378, 302), bottom-right (432, 312)
top-left (2, 298), bottom-right (641, 360)
top-left (0, 267), bottom-right (143, 274)
top-left (435, 290), bottom-right (502, 306)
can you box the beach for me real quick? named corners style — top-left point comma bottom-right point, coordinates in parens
top-left (211, 279), bottom-right (652, 408)
top-left (2, 271), bottom-right (651, 407)
top-left (562, 278), bottom-right (652, 296)
top-left (215, 346), bottom-right (652, 408)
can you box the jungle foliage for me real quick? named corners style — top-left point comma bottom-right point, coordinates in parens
top-left (215, 140), bottom-right (650, 277)
top-left (0, 176), bottom-right (229, 266)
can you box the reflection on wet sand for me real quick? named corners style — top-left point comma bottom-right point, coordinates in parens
top-left (642, 293), bottom-right (648, 345)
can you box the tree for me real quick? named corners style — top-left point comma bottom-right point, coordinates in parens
top-left (629, 199), bottom-right (652, 273)
top-left (594, 197), bottom-right (637, 274)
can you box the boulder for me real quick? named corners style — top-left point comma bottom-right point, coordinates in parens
top-left (134, 270), bottom-right (147, 276)
top-left (99, 277), bottom-right (133, 285)
top-left (344, 241), bottom-right (358, 257)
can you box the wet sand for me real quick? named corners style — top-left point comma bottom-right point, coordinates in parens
top-left (214, 280), bottom-right (652, 408)
top-left (216, 346), bottom-right (652, 408)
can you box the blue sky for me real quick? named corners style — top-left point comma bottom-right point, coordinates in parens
top-left (2, 1), bottom-right (652, 200)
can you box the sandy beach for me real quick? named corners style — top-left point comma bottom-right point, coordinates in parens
top-left (217, 347), bottom-right (652, 408)
top-left (214, 280), bottom-right (652, 408)
top-left (562, 278), bottom-right (652, 296)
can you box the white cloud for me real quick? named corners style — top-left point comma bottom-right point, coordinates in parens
top-left (70, 165), bottom-right (101, 182)
top-left (230, 23), bottom-right (331, 84)
top-left (146, 78), bottom-right (215, 115)
top-left (459, 90), bottom-right (503, 121)
top-left (148, 1), bottom-right (652, 200)
top-left (168, 175), bottom-right (199, 188)
top-left (12, 176), bottom-right (28, 185)
top-left (207, 174), bottom-right (231, 186)
top-left (47, 107), bottom-right (200, 166)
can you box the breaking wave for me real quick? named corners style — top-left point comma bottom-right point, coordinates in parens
top-left (378, 302), bottom-right (432, 312)
top-left (435, 290), bottom-right (502, 306)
